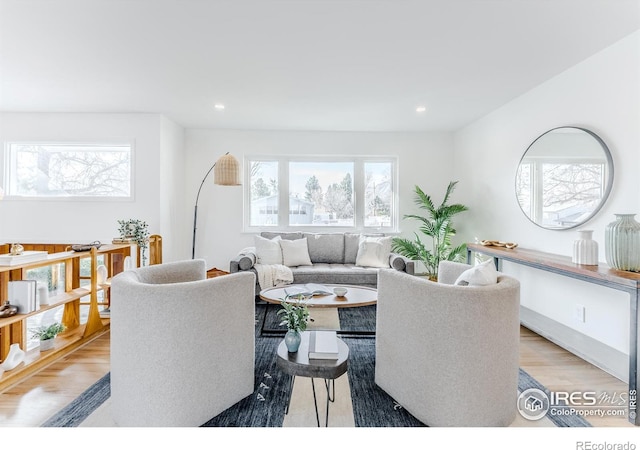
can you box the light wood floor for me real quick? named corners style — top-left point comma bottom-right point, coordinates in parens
top-left (0, 326), bottom-right (634, 428)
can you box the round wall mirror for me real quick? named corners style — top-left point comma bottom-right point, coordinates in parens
top-left (515, 126), bottom-right (614, 230)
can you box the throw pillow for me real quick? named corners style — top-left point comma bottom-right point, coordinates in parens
top-left (279, 238), bottom-right (313, 267)
top-left (355, 235), bottom-right (392, 268)
top-left (454, 260), bottom-right (498, 286)
top-left (254, 235), bottom-right (283, 265)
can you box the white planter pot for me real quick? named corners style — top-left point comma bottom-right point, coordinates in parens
top-left (39, 338), bottom-right (55, 351)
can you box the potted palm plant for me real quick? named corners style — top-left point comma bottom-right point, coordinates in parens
top-left (277, 294), bottom-right (310, 353)
top-left (392, 181), bottom-right (468, 281)
top-left (31, 322), bottom-right (66, 351)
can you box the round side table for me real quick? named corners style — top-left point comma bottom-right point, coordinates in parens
top-left (276, 332), bottom-right (349, 427)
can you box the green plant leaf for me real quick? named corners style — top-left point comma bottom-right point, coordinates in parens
top-left (392, 181), bottom-right (467, 279)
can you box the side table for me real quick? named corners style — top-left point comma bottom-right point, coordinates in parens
top-left (276, 332), bottom-right (349, 427)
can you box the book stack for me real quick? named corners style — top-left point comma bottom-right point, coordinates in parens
top-left (112, 238), bottom-right (135, 244)
top-left (308, 330), bottom-right (339, 360)
top-left (8, 280), bottom-right (37, 313)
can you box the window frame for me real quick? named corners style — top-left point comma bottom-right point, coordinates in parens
top-left (3, 141), bottom-right (135, 201)
top-left (244, 155), bottom-right (398, 233)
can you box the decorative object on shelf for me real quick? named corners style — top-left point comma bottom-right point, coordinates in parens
top-left (277, 294), bottom-right (310, 353)
top-left (8, 280), bottom-right (37, 313)
top-left (392, 181), bottom-right (468, 281)
top-left (123, 256), bottom-right (132, 270)
top-left (0, 343), bottom-right (25, 371)
top-left (31, 322), bottom-right (66, 352)
top-left (605, 214), bottom-right (640, 272)
top-left (0, 300), bottom-right (18, 318)
top-left (96, 264), bottom-right (108, 284)
top-left (0, 250), bottom-right (48, 266)
top-left (479, 240), bottom-right (518, 249)
top-left (37, 283), bottom-right (49, 306)
top-left (118, 219), bottom-right (150, 266)
top-left (572, 230), bottom-right (598, 265)
top-left (191, 152), bottom-right (241, 259)
top-left (9, 243), bottom-right (24, 255)
top-left (69, 241), bottom-right (102, 252)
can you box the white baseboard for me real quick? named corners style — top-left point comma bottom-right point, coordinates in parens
top-left (520, 306), bottom-right (628, 383)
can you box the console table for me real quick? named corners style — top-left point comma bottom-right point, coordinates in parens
top-left (466, 243), bottom-right (639, 425)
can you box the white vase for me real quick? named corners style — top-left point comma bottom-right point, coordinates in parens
top-left (96, 264), bottom-right (108, 284)
top-left (39, 338), bottom-right (55, 352)
top-left (1, 343), bottom-right (26, 371)
top-left (572, 229), bottom-right (598, 265)
top-left (37, 283), bottom-right (49, 306)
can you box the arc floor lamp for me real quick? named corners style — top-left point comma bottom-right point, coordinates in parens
top-left (191, 152), bottom-right (241, 259)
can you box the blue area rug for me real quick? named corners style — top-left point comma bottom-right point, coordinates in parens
top-left (42, 303), bottom-right (590, 427)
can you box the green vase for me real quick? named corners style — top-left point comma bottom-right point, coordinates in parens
top-left (284, 330), bottom-right (301, 353)
top-left (605, 214), bottom-right (640, 272)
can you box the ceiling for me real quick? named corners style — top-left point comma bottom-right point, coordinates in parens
top-left (1, 0), bottom-right (638, 132)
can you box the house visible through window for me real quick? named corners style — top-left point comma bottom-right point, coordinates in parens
top-left (5, 142), bottom-right (132, 198)
top-left (246, 156), bottom-right (396, 231)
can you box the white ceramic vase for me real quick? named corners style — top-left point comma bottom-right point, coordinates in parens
top-left (572, 229), bottom-right (598, 266)
top-left (37, 283), bottom-right (49, 306)
top-left (1, 343), bottom-right (26, 371)
top-left (96, 264), bottom-right (108, 284)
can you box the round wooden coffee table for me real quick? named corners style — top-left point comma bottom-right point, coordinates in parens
top-left (276, 332), bottom-right (349, 427)
top-left (259, 284), bottom-right (377, 308)
top-left (259, 284), bottom-right (377, 336)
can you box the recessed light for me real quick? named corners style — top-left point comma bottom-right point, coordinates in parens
top-left (214, 104), bottom-right (225, 110)
top-left (416, 106), bottom-right (426, 113)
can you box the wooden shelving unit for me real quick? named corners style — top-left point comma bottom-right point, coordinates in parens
top-left (0, 243), bottom-right (132, 392)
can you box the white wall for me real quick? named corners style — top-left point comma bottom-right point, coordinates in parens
top-left (159, 116), bottom-right (188, 262)
top-left (454, 32), bottom-right (640, 365)
top-left (0, 113), bottom-right (166, 249)
top-left (185, 129), bottom-right (456, 270)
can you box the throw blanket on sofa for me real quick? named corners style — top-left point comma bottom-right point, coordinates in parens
top-left (254, 264), bottom-right (294, 290)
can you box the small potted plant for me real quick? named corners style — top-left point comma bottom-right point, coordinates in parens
top-left (31, 322), bottom-right (66, 351)
top-left (277, 294), bottom-right (310, 353)
top-left (117, 219), bottom-right (150, 265)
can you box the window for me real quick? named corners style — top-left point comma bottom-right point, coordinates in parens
top-left (246, 156), bottom-right (397, 231)
top-left (5, 142), bottom-right (132, 198)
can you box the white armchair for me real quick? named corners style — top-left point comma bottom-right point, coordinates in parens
top-left (110, 259), bottom-right (256, 427)
top-left (375, 261), bottom-right (520, 426)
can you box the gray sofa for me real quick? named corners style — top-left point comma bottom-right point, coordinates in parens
top-left (230, 231), bottom-right (415, 295)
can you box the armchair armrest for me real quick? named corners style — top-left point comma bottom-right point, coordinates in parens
top-left (230, 247), bottom-right (257, 273)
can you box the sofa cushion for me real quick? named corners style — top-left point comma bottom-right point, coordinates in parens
top-left (389, 253), bottom-right (406, 271)
top-left (291, 264), bottom-right (378, 287)
top-left (279, 238), bottom-right (313, 267)
top-left (254, 235), bottom-right (283, 265)
top-left (454, 260), bottom-right (498, 286)
top-left (261, 231), bottom-right (303, 241)
top-left (303, 233), bottom-right (344, 264)
top-left (356, 235), bottom-right (392, 268)
top-left (344, 232), bottom-right (385, 264)
top-left (237, 248), bottom-right (257, 270)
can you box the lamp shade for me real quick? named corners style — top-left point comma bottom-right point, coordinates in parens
top-left (213, 153), bottom-right (241, 186)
